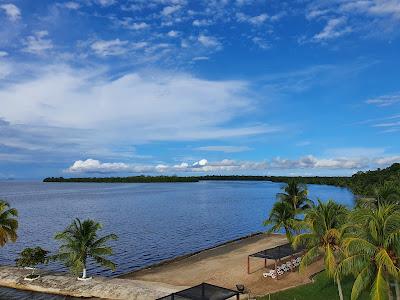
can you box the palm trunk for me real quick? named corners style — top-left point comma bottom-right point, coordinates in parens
top-left (337, 278), bottom-right (344, 300)
top-left (394, 280), bottom-right (400, 300)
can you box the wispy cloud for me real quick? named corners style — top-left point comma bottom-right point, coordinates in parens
top-left (366, 92), bottom-right (400, 107)
top-left (313, 17), bottom-right (352, 42)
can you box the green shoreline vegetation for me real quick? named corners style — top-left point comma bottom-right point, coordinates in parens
top-left (44, 162), bottom-right (400, 197)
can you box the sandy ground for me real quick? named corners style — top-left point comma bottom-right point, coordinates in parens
top-left (120, 233), bottom-right (324, 297)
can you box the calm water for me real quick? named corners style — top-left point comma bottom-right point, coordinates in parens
top-left (0, 181), bottom-right (354, 278)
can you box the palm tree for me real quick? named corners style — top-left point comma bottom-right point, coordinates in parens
top-left (293, 199), bottom-right (349, 300)
top-left (53, 218), bottom-right (118, 279)
top-left (337, 204), bottom-right (400, 300)
top-left (0, 200), bottom-right (18, 247)
top-left (264, 201), bottom-right (301, 242)
top-left (356, 181), bottom-right (400, 209)
top-left (277, 180), bottom-right (313, 211)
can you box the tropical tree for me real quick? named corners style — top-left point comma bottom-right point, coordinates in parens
top-left (264, 201), bottom-right (301, 242)
top-left (356, 181), bottom-right (400, 209)
top-left (277, 180), bottom-right (313, 211)
top-left (53, 218), bottom-right (118, 280)
top-left (0, 200), bottom-right (18, 247)
top-left (337, 204), bottom-right (400, 300)
top-left (16, 247), bottom-right (49, 279)
top-left (292, 199), bottom-right (349, 300)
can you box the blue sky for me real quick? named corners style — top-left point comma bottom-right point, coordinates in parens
top-left (1, 0), bottom-right (400, 178)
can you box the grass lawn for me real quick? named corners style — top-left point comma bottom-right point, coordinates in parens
top-left (258, 271), bottom-right (370, 300)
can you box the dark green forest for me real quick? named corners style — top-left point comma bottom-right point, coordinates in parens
top-left (43, 162), bottom-right (400, 196)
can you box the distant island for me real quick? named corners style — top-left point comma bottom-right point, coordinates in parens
top-left (43, 162), bottom-right (400, 196)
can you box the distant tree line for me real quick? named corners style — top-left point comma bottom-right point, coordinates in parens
top-left (43, 162), bottom-right (400, 197)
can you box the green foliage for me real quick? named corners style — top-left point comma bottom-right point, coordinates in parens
top-left (16, 247), bottom-right (49, 269)
top-left (293, 200), bottom-right (348, 276)
top-left (264, 181), bottom-right (311, 242)
top-left (276, 180), bottom-right (313, 211)
top-left (264, 201), bottom-right (301, 242)
top-left (258, 271), bottom-right (369, 300)
top-left (0, 200), bottom-right (18, 247)
top-left (53, 218), bottom-right (118, 277)
top-left (338, 204), bottom-right (400, 300)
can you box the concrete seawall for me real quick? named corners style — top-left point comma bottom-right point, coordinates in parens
top-left (0, 266), bottom-right (183, 299)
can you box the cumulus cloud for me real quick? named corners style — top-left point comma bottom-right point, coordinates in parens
top-left (161, 5), bottom-right (181, 16)
top-left (236, 13), bottom-right (268, 25)
top-left (97, 0), bottom-right (115, 7)
top-left (192, 19), bottom-right (213, 26)
top-left (0, 3), bottom-right (21, 21)
top-left (63, 2), bottom-right (80, 10)
top-left (23, 31), bottom-right (53, 55)
top-left (65, 155), bottom-right (400, 174)
top-left (167, 30), bottom-right (179, 37)
top-left (91, 39), bottom-right (129, 56)
top-left (198, 34), bottom-right (221, 49)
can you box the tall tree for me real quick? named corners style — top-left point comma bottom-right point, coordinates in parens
top-left (337, 204), bottom-right (400, 300)
top-left (53, 218), bottom-right (118, 279)
top-left (293, 199), bottom-right (349, 300)
top-left (277, 180), bottom-right (313, 211)
top-left (264, 201), bottom-right (301, 242)
top-left (0, 200), bottom-right (18, 247)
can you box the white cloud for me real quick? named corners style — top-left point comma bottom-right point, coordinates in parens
top-left (0, 65), bottom-right (274, 145)
top-left (366, 92), bottom-right (400, 106)
top-left (0, 3), bottom-right (21, 21)
top-left (167, 30), bottom-right (179, 37)
top-left (192, 56), bottom-right (209, 61)
top-left (236, 13), bottom-right (268, 25)
top-left (0, 51), bottom-right (8, 57)
top-left (97, 0), bottom-right (115, 7)
top-left (91, 39), bottom-right (129, 56)
top-left (198, 34), bottom-right (221, 49)
top-left (66, 154), bottom-right (400, 174)
top-left (252, 37), bottom-right (269, 49)
top-left (192, 19), bottom-right (213, 26)
top-left (195, 146), bottom-right (251, 153)
top-left (64, 2), bottom-right (80, 10)
top-left (161, 5), bottom-right (181, 16)
top-left (23, 31), bottom-right (53, 55)
top-left (128, 22), bottom-right (149, 30)
top-left (313, 17), bottom-right (352, 41)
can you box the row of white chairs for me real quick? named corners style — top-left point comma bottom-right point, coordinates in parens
top-left (263, 257), bottom-right (302, 279)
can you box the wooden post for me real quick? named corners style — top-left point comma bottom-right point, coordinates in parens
top-left (275, 259), bottom-right (278, 280)
top-left (264, 258), bottom-right (267, 268)
top-left (247, 256), bottom-right (250, 274)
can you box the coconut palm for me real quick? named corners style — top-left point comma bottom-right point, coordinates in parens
top-left (264, 201), bottom-right (301, 242)
top-left (277, 180), bottom-right (313, 211)
top-left (53, 218), bottom-right (118, 279)
top-left (0, 200), bottom-right (18, 247)
top-left (337, 204), bottom-right (400, 300)
top-left (292, 199), bottom-right (349, 300)
top-left (356, 181), bottom-right (400, 209)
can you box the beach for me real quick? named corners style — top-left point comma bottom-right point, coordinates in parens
top-left (120, 232), bottom-right (324, 297)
